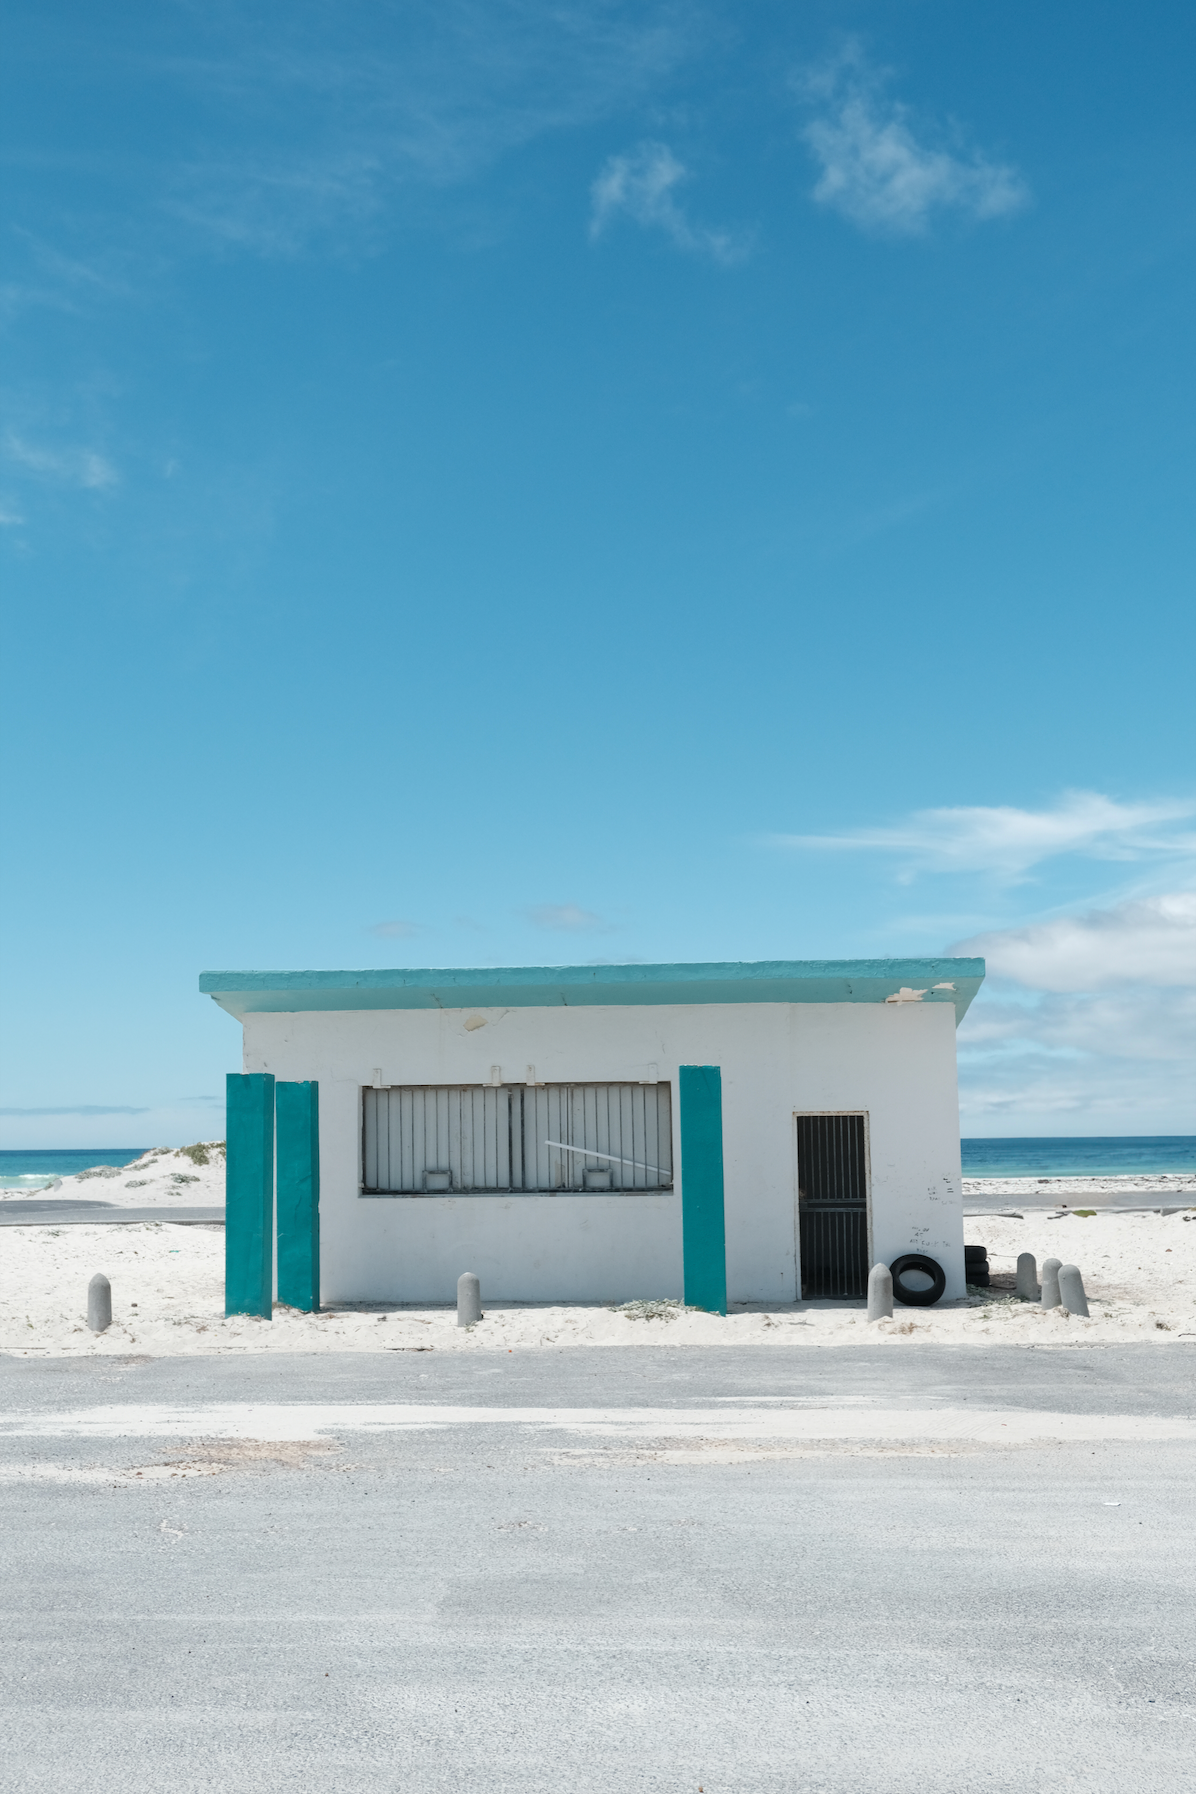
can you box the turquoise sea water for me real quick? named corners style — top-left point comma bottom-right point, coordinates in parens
top-left (960, 1136), bottom-right (1194, 1179)
top-left (0, 1148), bottom-right (146, 1192)
top-left (1, 1136), bottom-right (1192, 1192)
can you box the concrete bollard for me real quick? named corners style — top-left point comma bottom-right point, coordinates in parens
top-left (1016, 1252), bottom-right (1039, 1301)
top-left (1041, 1257), bottom-right (1062, 1310)
top-left (88, 1273), bottom-right (112, 1333)
top-left (457, 1272), bottom-right (482, 1328)
top-left (866, 1262), bottom-right (893, 1322)
top-left (1059, 1264), bottom-right (1089, 1317)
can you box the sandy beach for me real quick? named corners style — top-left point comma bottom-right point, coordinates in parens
top-left (962, 1172), bottom-right (1196, 1205)
top-left (1, 1161), bottom-right (1192, 1353)
top-left (1, 1144), bottom-right (228, 1208)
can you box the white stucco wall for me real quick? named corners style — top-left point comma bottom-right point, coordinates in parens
top-left (240, 999), bottom-right (965, 1305)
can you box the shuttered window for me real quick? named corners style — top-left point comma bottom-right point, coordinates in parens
top-left (362, 1083), bottom-right (673, 1195)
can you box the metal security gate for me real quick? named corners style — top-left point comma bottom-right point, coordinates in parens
top-left (362, 1083), bottom-right (673, 1194)
top-left (796, 1113), bottom-right (868, 1298)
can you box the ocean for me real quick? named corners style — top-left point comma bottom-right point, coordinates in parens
top-left (960, 1136), bottom-right (1195, 1179)
top-left (0, 1136), bottom-right (1192, 1193)
top-left (0, 1147), bottom-right (147, 1192)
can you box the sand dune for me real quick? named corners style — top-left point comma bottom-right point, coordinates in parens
top-left (2, 1144), bottom-right (226, 1209)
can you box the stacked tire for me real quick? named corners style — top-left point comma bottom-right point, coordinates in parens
top-left (965, 1244), bottom-right (990, 1287)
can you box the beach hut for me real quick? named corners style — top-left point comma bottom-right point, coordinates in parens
top-left (200, 957), bottom-right (984, 1312)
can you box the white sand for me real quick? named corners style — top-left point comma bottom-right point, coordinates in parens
top-left (1, 1144), bottom-right (227, 1208)
top-left (963, 1172), bottom-right (1195, 1202)
top-left (1, 1205), bottom-right (1193, 1357)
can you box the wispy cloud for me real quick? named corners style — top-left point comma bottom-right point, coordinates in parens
top-left (369, 918), bottom-right (422, 939)
top-left (0, 500), bottom-right (25, 527)
top-left (4, 433), bottom-right (118, 490)
top-left (796, 43), bottom-right (1028, 236)
top-left (852, 486), bottom-right (948, 539)
top-left (525, 903), bottom-right (612, 933)
top-left (589, 142), bottom-right (746, 264)
top-left (158, 4), bottom-right (699, 256)
top-left (767, 792), bottom-right (1196, 883)
top-left (0, 231), bottom-right (141, 323)
top-left (169, 153), bottom-right (389, 256)
top-left (0, 1105), bottom-right (150, 1117)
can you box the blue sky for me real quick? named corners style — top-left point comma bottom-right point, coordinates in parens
top-left (2, 0), bottom-right (1193, 1147)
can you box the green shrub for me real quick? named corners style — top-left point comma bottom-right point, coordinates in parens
top-left (178, 1141), bottom-right (225, 1168)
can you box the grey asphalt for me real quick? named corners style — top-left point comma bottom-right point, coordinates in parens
top-left (0, 1202), bottom-right (224, 1226)
top-left (2, 1345), bottom-right (1193, 1793)
top-left (962, 1187), bottom-right (1193, 1214)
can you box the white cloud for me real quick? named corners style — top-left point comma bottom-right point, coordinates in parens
top-left (954, 892), bottom-right (1196, 1132)
top-left (589, 142), bottom-right (746, 264)
top-left (797, 45), bottom-right (1028, 236)
top-left (956, 893), bottom-right (1196, 992)
top-left (960, 976), bottom-right (1191, 1071)
top-left (768, 792), bottom-right (1196, 882)
top-left (525, 903), bottom-right (611, 933)
top-left (369, 918), bottom-right (421, 939)
top-left (956, 986), bottom-right (1196, 1130)
top-left (0, 500), bottom-right (25, 526)
top-left (958, 1058), bottom-right (1194, 1132)
top-left (4, 434), bottom-right (118, 491)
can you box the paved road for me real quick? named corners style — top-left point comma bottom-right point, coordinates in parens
top-left (962, 1187), bottom-right (1192, 1214)
top-left (0, 1201), bottom-right (224, 1226)
top-left (2, 1346), bottom-right (1193, 1793)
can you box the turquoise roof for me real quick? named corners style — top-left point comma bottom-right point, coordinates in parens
top-left (201, 958), bottom-right (984, 1025)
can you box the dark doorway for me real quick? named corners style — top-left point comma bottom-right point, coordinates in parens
top-left (796, 1113), bottom-right (868, 1299)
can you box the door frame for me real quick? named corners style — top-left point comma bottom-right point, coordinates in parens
top-left (791, 1109), bottom-right (872, 1298)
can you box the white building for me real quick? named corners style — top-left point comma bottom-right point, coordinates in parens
top-left (202, 957), bottom-right (984, 1310)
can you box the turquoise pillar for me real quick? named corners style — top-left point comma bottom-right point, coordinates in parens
top-left (225, 1072), bottom-right (274, 1318)
top-left (276, 1080), bottom-right (320, 1312)
top-left (679, 1065), bottom-right (727, 1315)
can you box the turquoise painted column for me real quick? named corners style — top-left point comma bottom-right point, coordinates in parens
top-left (225, 1072), bottom-right (274, 1319)
top-left (276, 1080), bottom-right (320, 1312)
top-left (679, 1065), bottom-right (727, 1315)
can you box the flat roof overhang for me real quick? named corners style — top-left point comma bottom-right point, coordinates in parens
top-left (200, 958), bottom-right (985, 1026)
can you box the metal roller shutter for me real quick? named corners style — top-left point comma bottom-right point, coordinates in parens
top-left (362, 1083), bottom-right (673, 1195)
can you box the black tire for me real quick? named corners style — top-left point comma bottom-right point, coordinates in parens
top-left (890, 1253), bottom-right (947, 1307)
top-left (964, 1245), bottom-right (989, 1263)
top-left (966, 1271), bottom-right (991, 1287)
